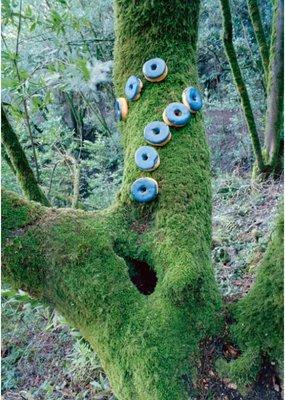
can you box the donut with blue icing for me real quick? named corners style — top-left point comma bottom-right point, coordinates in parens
top-left (144, 121), bottom-right (171, 146)
top-left (115, 97), bottom-right (128, 121)
top-left (131, 177), bottom-right (158, 203)
top-left (125, 75), bottom-right (143, 101)
top-left (162, 102), bottom-right (191, 127)
top-left (142, 58), bottom-right (168, 82)
top-left (135, 146), bottom-right (160, 171)
top-left (182, 87), bottom-right (203, 113)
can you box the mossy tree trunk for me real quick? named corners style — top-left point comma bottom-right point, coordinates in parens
top-left (2, 1), bottom-right (283, 398)
top-left (2, 1), bottom-right (222, 399)
top-left (1, 106), bottom-right (50, 206)
top-left (247, 0), bottom-right (270, 80)
top-left (219, 0), bottom-right (266, 173)
top-left (264, 0), bottom-right (284, 174)
top-left (217, 205), bottom-right (284, 390)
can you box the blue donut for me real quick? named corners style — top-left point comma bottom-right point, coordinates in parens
top-left (144, 121), bottom-right (171, 146)
top-left (163, 102), bottom-right (191, 127)
top-left (142, 58), bottom-right (168, 82)
top-left (135, 146), bottom-right (160, 171)
top-left (131, 177), bottom-right (158, 203)
top-left (125, 76), bottom-right (143, 101)
top-left (182, 87), bottom-right (203, 112)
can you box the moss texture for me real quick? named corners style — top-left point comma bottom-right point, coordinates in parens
top-left (217, 205), bottom-right (284, 391)
top-left (1, 107), bottom-right (50, 206)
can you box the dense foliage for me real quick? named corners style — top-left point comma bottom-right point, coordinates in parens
top-left (2, 0), bottom-right (121, 209)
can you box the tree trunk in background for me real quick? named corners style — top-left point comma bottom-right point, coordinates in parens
top-left (219, 0), bottom-right (266, 173)
top-left (264, 0), bottom-right (284, 174)
top-left (220, 0), bottom-right (284, 177)
top-left (247, 0), bottom-right (270, 80)
top-left (1, 107), bottom-right (50, 206)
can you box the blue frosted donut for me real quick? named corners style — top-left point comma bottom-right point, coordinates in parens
top-left (135, 146), bottom-right (160, 171)
top-left (125, 76), bottom-right (143, 101)
top-left (182, 87), bottom-right (203, 112)
top-left (142, 58), bottom-right (168, 82)
top-left (162, 102), bottom-right (191, 127)
top-left (144, 121), bottom-right (171, 146)
top-left (131, 177), bottom-right (158, 203)
top-left (115, 97), bottom-right (128, 121)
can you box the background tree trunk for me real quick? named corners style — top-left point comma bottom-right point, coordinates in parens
top-left (247, 0), bottom-right (270, 79)
top-left (264, 0), bottom-right (284, 173)
top-left (1, 107), bottom-right (50, 206)
top-left (220, 0), bottom-right (284, 177)
top-left (219, 0), bottom-right (266, 173)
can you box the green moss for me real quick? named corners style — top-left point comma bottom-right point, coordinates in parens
top-left (216, 205), bottom-right (284, 390)
top-left (216, 349), bottom-right (261, 394)
top-left (2, 1), bottom-right (223, 398)
top-left (3, 190), bottom-right (222, 399)
top-left (1, 108), bottom-right (50, 206)
top-left (1, 190), bottom-right (44, 241)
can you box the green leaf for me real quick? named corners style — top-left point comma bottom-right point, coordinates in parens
top-left (76, 59), bottom-right (90, 81)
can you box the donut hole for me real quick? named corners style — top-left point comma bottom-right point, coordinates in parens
top-left (142, 154), bottom-right (148, 161)
top-left (152, 127), bottom-right (160, 135)
top-left (129, 84), bottom-right (133, 90)
top-left (174, 109), bottom-right (182, 117)
top-left (140, 186), bottom-right (147, 193)
top-left (151, 64), bottom-right (157, 70)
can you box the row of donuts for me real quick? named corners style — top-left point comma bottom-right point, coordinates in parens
top-left (114, 57), bottom-right (203, 203)
top-left (115, 86), bottom-right (203, 127)
top-left (115, 58), bottom-right (168, 122)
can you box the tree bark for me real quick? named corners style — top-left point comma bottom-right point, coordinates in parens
top-left (264, 0), bottom-right (284, 173)
top-left (1, 107), bottom-right (50, 206)
top-left (219, 0), bottom-right (266, 173)
top-left (247, 0), bottom-right (270, 79)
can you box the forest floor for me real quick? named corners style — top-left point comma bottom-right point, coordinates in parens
top-left (1, 173), bottom-right (283, 400)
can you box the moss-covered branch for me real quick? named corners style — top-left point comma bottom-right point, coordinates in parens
top-left (247, 0), bottom-right (270, 79)
top-left (1, 107), bottom-right (50, 206)
top-left (264, 0), bottom-right (284, 172)
top-left (217, 204), bottom-right (284, 390)
top-left (220, 0), bottom-right (266, 173)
